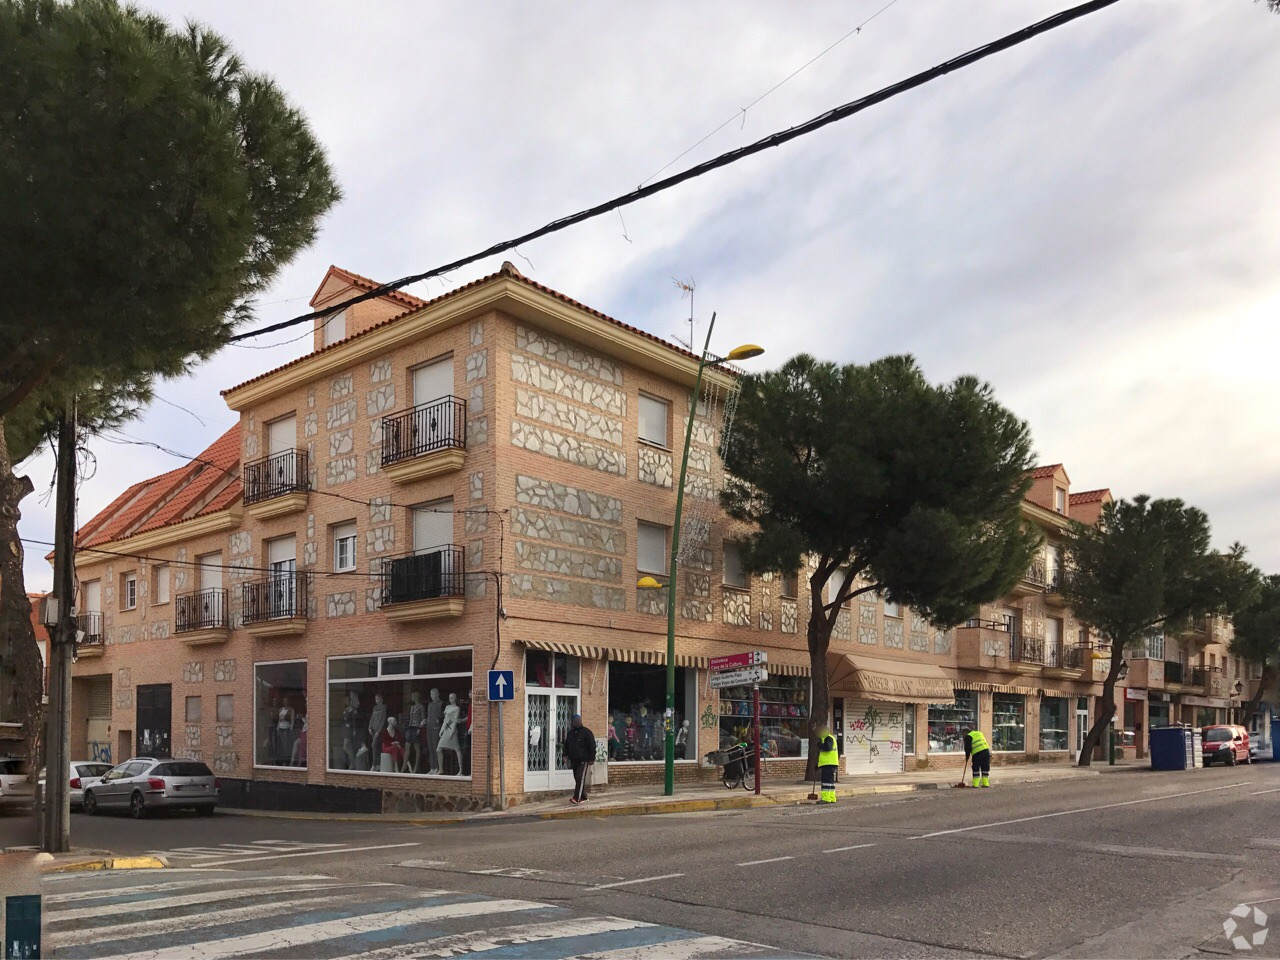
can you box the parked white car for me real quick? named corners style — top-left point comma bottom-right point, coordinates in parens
top-left (0, 757), bottom-right (36, 810)
top-left (38, 761), bottom-right (114, 811)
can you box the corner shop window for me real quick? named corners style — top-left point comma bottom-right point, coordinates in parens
top-left (607, 663), bottom-right (694, 761)
top-left (927, 691), bottom-right (978, 753)
top-left (992, 694), bottom-right (1026, 751)
top-left (525, 650), bottom-right (580, 689)
top-left (255, 661), bottom-right (307, 768)
top-left (1039, 696), bottom-right (1068, 751)
top-left (328, 648), bottom-right (472, 776)
top-left (719, 675), bottom-right (808, 757)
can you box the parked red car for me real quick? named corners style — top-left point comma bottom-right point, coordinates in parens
top-left (1202, 725), bottom-right (1251, 766)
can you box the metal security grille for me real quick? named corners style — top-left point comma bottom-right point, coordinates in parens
top-left (554, 697), bottom-right (576, 773)
top-left (527, 694), bottom-right (550, 773)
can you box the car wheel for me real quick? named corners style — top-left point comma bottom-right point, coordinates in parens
top-left (195, 806), bottom-right (215, 817)
top-left (1227, 751), bottom-right (1237, 767)
top-left (129, 791), bottom-right (148, 819)
top-left (83, 791), bottom-right (98, 816)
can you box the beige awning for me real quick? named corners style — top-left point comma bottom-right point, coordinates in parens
top-left (519, 638), bottom-right (604, 660)
top-left (769, 661), bottom-right (811, 677)
top-left (605, 648), bottom-right (712, 668)
top-left (827, 653), bottom-right (955, 704)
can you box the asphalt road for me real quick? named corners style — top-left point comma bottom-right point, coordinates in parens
top-left (8, 762), bottom-right (1280, 958)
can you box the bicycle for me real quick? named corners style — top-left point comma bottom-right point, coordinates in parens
top-left (705, 742), bottom-right (756, 790)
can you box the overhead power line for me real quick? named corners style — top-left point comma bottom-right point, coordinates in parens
top-left (227, 0), bottom-right (1119, 345)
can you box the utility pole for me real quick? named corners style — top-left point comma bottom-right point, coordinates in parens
top-left (43, 403), bottom-right (76, 853)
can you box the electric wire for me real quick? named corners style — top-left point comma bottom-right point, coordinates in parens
top-left (225, 0), bottom-right (1119, 344)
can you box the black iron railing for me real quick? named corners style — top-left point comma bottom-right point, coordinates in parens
top-left (1061, 645), bottom-right (1090, 669)
top-left (1164, 661), bottom-right (1185, 684)
top-left (242, 574), bottom-right (308, 624)
top-left (243, 450), bottom-right (310, 505)
top-left (1190, 666), bottom-right (1222, 688)
top-left (175, 588), bottom-right (228, 633)
top-left (76, 612), bottom-right (103, 645)
top-left (381, 396), bottom-right (466, 466)
top-left (381, 546), bottom-right (465, 606)
top-left (1023, 561), bottom-right (1047, 588)
top-left (1046, 571), bottom-right (1069, 594)
top-left (1011, 635), bottom-right (1045, 665)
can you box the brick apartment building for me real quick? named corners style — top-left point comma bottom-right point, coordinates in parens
top-left (64, 265), bottom-right (1268, 813)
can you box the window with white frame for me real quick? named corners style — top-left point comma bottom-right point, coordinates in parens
top-left (638, 394), bottom-right (669, 447)
top-left (723, 540), bottom-right (748, 589)
top-left (152, 564), bottom-right (170, 605)
top-left (828, 568), bottom-right (851, 606)
top-left (1054, 487), bottom-right (1066, 514)
top-left (122, 572), bottom-right (137, 611)
top-left (321, 309), bottom-right (346, 347)
top-left (637, 522), bottom-right (667, 575)
top-left (333, 521), bottom-right (357, 572)
top-left (883, 596), bottom-right (902, 619)
top-left (1143, 633), bottom-right (1165, 660)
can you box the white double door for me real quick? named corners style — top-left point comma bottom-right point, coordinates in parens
top-left (524, 689), bottom-right (579, 792)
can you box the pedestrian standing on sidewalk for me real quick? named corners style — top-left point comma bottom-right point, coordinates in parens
top-left (564, 714), bottom-right (596, 805)
top-left (963, 726), bottom-right (991, 787)
top-left (817, 726), bottom-right (840, 804)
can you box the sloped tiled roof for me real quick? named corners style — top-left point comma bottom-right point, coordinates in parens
top-left (226, 263), bottom-right (704, 397)
top-left (77, 425), bottom-right (241, 549)
top-left (1069, 489), bottom-right (1110, 505)
top-left (1030, 463), bottom-right (1065, 479)
top-left (309, 265), bottom-right (427, 310)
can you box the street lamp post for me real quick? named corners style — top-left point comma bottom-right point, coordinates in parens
top-left (639, 311), bottom-right (763, 796)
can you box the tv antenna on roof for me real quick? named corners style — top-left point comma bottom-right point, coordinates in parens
top-left (671, 277), bottom-right (696, 350)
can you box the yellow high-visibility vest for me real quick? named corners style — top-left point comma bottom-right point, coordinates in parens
top-left (817, 733), bottom-right (839, 768)
top-left (967, 730), bottom-right (990, 753)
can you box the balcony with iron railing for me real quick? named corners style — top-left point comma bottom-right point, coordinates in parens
top-left (380, 545), bottom-right (466, 623)
top-left (243, 450), bottom-right (310, 520)
top-left (175, 588), bottom-right (230, 646)
top-left (1164, 660), bottom-right (1185, 685)
top-left (1044, 569), bottom-right (1070, 607)
top-left (1013, 560), bottom-right (1047, 597)
top-left (75, 612), bottom-right (104, 658)
top-left (380, 396), bottom-right (467, 483)
top-left (242, 574), bottom-right (309, 639)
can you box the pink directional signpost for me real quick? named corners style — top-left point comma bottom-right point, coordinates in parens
top-left (709, 651), bottom-right (767, 794)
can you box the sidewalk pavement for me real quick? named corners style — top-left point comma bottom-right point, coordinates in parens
top-left (220, 759), bottom-right (1143, 825)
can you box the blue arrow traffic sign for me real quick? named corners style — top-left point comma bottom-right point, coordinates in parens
top-left (488, 669), bottom-right (515, 702)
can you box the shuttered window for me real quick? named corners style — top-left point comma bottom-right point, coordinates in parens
top-left (638, 395), bottom-right (669, 447)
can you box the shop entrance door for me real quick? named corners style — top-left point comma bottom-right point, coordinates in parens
top-left (1074, 698), bottom-right (1090, 760)
top-left (524, 690), bottom-right (578, 792)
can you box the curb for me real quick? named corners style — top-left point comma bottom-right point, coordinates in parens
top-left (44, 855), bottom-right (168, 873)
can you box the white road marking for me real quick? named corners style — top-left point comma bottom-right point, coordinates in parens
top-left (97, 897), bottom-right (547, 960)
top-left (198, 841), bottom-right (419, 867)
top-left (911, 781), bottom-right (1252, 839)
top-left (1250, 788), bottom-right (1280, 796)
top-left (52, 880), bottom-right (386, 922)
top-left (823, 843), bottom-right (878, 853)
top-left (736, 856), bottom-right (793, 866)
top-left (49, 890), bottom-right (393, 947)
top-left (592, 873), bottom-right (685, 889)
top-left (43, 875), bottom-right (327, 904)
top-left (577, 936), bottom-right (764, 959)
top-left (326, 916), bottom-right (652, 960)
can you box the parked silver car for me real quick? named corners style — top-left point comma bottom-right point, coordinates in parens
top-left (0, 757), bottom-right (35, 810)
top-left (83, 758), bottom-right (218, 818)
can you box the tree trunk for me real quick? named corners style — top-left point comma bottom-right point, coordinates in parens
top-left (1077, 644), bottom-right (1126, 767)
top-left (0, 419), bottom-right (43, 770)
top-left (1239, 663), bottom-right (1273, 729)
top-left (804, 582), bottom-right (836, 782)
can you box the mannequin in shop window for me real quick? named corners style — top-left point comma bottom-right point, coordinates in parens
top-left (675, 719), bottom-right (689, 760)
top-left (368, 693), bottom-right (388, 761)
top-left (405, 691), bottom-right (426, 773)
top-left (436, 692), bottom-right (462, 775)
top-left (425, 688), bottom-right (443, 774)
top-left (376, 715), bottom-right (405, 772)
top-left (607, 714), bottom-right (620, 759)
top-left (276, 697), bottom-right (296, 765)
top-left (291, 714), bottom-right (308, 766)
top-left (342, 692), bottom-right (363, 769)
top-left (622, 715), bottom-right (638, 759)
top-left (638, 706), bottom-right (654, 758)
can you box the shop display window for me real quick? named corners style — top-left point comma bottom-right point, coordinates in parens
top-left (1039, 696), bottom-right (1068, 751)
top-left (719, 675), bottom-right (808, 757)
top-left (993, 693), bottom-right (1026, 751)
top-left (328, 648), bottom-right (472, 777)
top-left (927, 691), bottom-right (978, 753)
top-left (526, 651), bottom-right (580, 689)
top-left (256, 661), bottom-right (307, 768)
top-left (607, 664), bottom-right (695, 761)
top-left (904, 704), bottom-right (916, 754)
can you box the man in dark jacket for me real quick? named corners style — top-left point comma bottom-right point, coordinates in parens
top-left (564, 714), bottom-right (597, 804)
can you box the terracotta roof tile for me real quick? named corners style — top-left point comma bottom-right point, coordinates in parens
top-left (1030, 464), bottom-right (1065, 479)
top-left (310, 265), bottom-right (426, 310)
top-left (226, 263), bottom-right (704, 397)
top-left (1069, 488), bottom-right (1110, 505)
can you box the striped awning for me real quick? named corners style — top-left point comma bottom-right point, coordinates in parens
top-left (952, 680), bottom-right (1077, 699)
top-left (518, 638), bottom-right (604, 660)
top-left (606, 648), bottom-right (710, 668)
top-left (769, 661), bottom-right (811, 677)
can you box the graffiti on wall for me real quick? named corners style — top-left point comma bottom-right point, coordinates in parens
top-left (89, 741), bottom-right (112, 764)
top-left (843, 700), bottom-right (905, 774)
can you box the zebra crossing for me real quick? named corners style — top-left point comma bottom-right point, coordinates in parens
top-left (142, 839), bottom-right (419, 867)
top-left (43, 867), bottom-right (796, 959)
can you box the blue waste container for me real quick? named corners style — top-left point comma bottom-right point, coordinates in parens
top-left (1272, 718), bottom-right (1280, 761)
top-left (1150, 725), bottom-right (1196, 770)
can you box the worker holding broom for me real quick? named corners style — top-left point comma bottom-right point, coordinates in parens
top-left (962, 726), bottom-right (991, 788)
top-left (817, 726), bottom-right (839, 803)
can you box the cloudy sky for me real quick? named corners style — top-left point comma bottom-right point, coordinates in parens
top-left (18, 0), bottom-right (1280, 591)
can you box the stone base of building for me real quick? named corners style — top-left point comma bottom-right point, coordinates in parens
top-left (908, 751), bottom-right (1075, 770)
top-left (219, 777), bottom-right (382, 814)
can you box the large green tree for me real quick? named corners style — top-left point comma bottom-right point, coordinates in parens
top-left (1230, 573), bottom-right (1280, 727)
top-left (1063, 497), bottom-right (1256, 766)
top-left (0, 0), bottom-right (339, 762)
top-left (721, 354), bottom-right (1041, 766)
